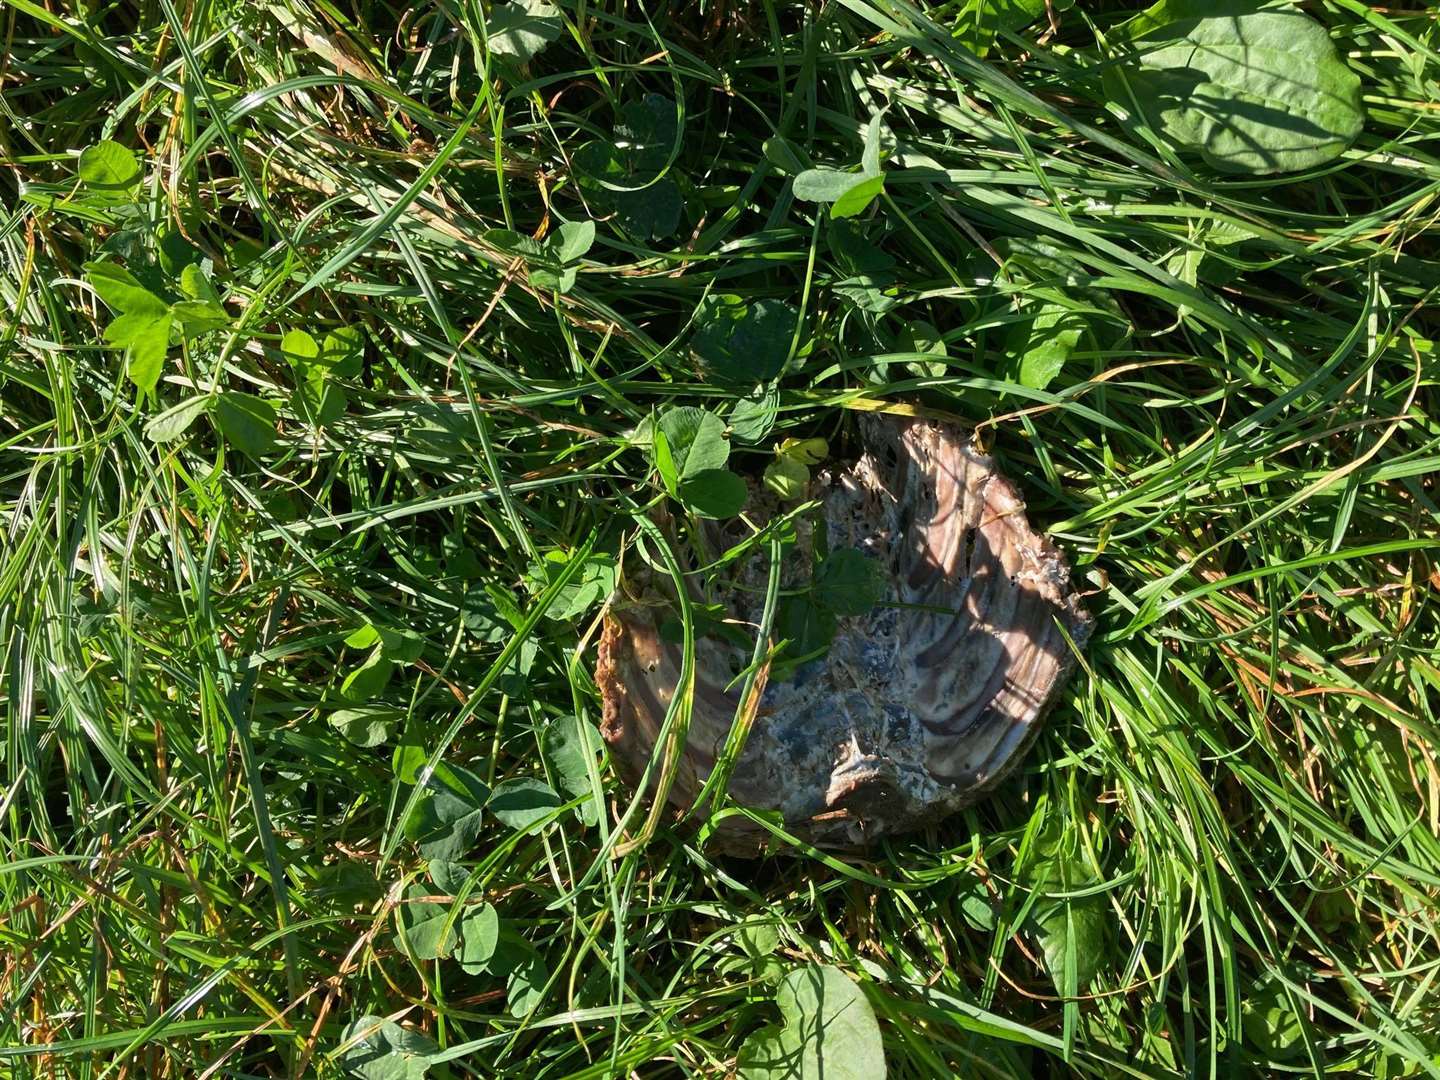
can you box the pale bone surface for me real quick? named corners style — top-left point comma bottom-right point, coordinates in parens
top-left (597, 416), bottom-right (1093, 852)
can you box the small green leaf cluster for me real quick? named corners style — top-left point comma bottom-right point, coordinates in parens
top-left (762, 437), bottom-right (827, 501)
top-left (327, 622), bottom-right (425, 747)
top-left (573, 94), bottom-right (684, 241)
top-left (281, 326), bottom-right (363, 427)
top-left (773, 545), bottom-right (887, 675)
top-left (86, 259), bottom-right (228, 396)
top-left (691, 294), bottom-right (801, 386)
top-left (485, 0), bottom-right (562, 65)
top-left (650, 406), bottom-right (748, 520)
top-left (485, 219), bottom-right (594, 294)
top-left (791, 111), bottom-right (889, 220)
top-left (737, 964), bottom-right (887, 1079)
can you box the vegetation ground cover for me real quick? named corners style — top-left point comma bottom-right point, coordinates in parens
top-left (2, 0), bottom-right (1439, 1076)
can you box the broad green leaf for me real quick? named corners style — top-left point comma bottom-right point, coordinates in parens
top-left (778, 437), bottom-right (827, 466)
top-left (956, 0), bottom-right (1050, 54)
top-left (860, 110), bottom-right (887, 177)
top-left (655, 407), bottom-right (730, 489)
top-left (551, 219), bottom-right (595, 263)
top-left (488, 777), bottom-right (562, 831)
top-left (678, 468), bottom-right (748, 519)
top-left (459, 586), bottom-right (511, 643)
top-left (792, 168), bottom-right (864, 202)
top-left (495, 637), bottom-right (533, 697)
top-left (737, 1025), bottom-right (793, 1077)
top-left (543, 715), bottom-right (602, 825)
top-left (486, 0), bottom-right (561, 63)
top-left (85, 261), bottom-right (168, 316)
top-left (345, 624), bottom-right (381, 649)
top-left (283, 328), bottom-right (347, 424)
top-left (454, 903), bottom-right (500, 973)
top-left (1025, 828), bottom-right (1110, 995)
top-left (484, 228), bottom-right (549, 261)
top-left (573, 97), bottom-right (683, 240)
top-left (77, 140), bottom-right (140, 189)
top-left (329, 705), bottom-right (401, 748)
top-left (1241, 978), bottom-right (1306, 1057)
top-left (1113, 5), bottom-right (1365, 174)
top-left (691, 295), bottom-right (798, 385)
top-left (613, 177), bottom-right (682, 241)
top-left (213, 392), bottom-right (277, 458)
top-left (394, 884), bottom-right (458, 960)
top-left (830, 174), bottom-right (885, 219)
top-left (339, 1014), bottom-right (437, 1080)
top-left (763, 454), bottom-right (809, 501)
top-left (615, 93), bottom-right (677, 174)
top-left (170, 300), bottom-right (229, 337)
top-left (738, 964), bottom-right (886, 1080)
top-left (392, 741), bottom-right (428, 785)
top-left (1033, 894), bottom-right (1107, 995)
top-left (156, 227), bottom-right (200, 275)
top-left (409, 763), bottom-right (490, 862)
top-left (829, 219), bottom-right (894, 274)
top-left (895, 319), bottom-right (948, 379)
top-left (294, 378), bottom-right (347, 427)
top-left (102, 310), bottom-right (165, 349)
top-left (474, 925), bottom-right (534, 979)
top-left (179, 262), bottom-right (223, 304)
top-left (429, 860), bottom-right (468, 894)
top-left (775, 596), bottom-right (837, 665)
top-left (104, 310), bottom-right (171, 394)
top-left (728, 388), bottom-right (779, 444)
top-left (794, 115), bottom-right (885, 217)
top-left (813, 548), bottom-right (885, 617)
top-left (377, 626), bottom-right (425, 663)
top-left (958, 881), bottom-right (997, 932)
top-left (737, 922), bottom-right (780, 958)
top-left (145, 395), bottom-right (211, 442)
top-left (528, 265), bottom-right (576, 293)
top-left (525, 549), bottom-right (616, 621)
top-left (341, 648), bottom-right (395, 701)
top-left (281, 328), bottom-right (321, 369)
top-left (1008, 301), bottom-right (1087, 390)
top-left (506, 952), bottom-right (549, 1017)
top-left (324, 326), bottom-right (365, 378)
top-left (492, 641), bottom-right (529, 687)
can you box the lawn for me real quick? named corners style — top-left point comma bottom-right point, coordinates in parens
top-left (2, 0), bottom-right (1439, 1076)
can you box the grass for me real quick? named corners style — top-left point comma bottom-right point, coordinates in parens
top-left (2, 0), bottom-right (1440, 1075)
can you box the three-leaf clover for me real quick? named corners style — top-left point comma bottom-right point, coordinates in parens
top-left (337, 622), bottom-right (424, 709)
top-left (282, 327), bottom-right (358, 426)
top-left (488, 777), bottom-right (563, 831)
top-left (573, 95), bottom-right (684, 241)
top-left (690, 294), bottom-right (799, 386)
top-left (652, 406), bottom-right (748, 519)
top-left (338, 1014), bottom-right (438, 1080)
top-left (486, 220), bottom-right (594, 294)
top-left (86, 260), bottom-right (229, 395)
top-left (407, 762), bottom-right (490, 862)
